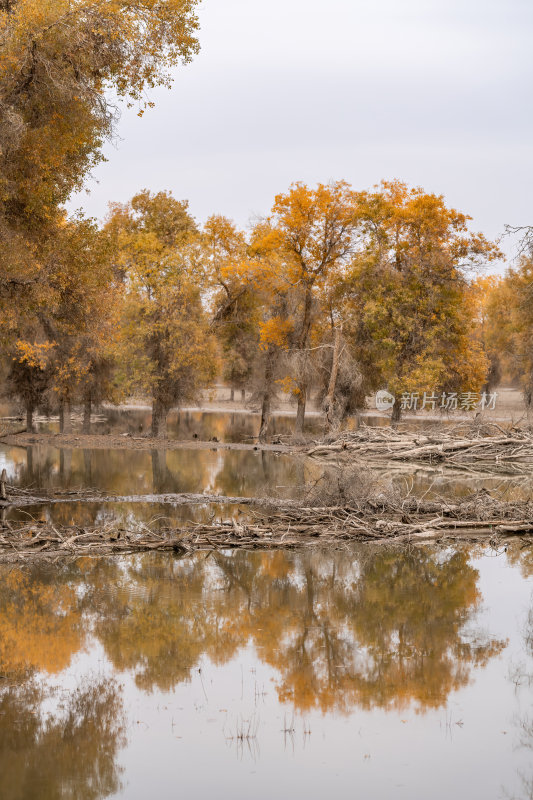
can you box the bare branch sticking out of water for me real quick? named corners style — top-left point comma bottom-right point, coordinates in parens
top-left (1, 486), bottom-right (533, 561)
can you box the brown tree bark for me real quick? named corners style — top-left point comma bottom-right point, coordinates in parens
top-left (241, 388), bottom-right (246, 403)
top-left (293, 286), bottom-right (314, 435)
top-left (259, 392), bottom-right (271, 441)
top-left (391, 398), bottom-right (402, 424)
top-left (259, 352), bottom-right (274, 442)
top-left (151, 398), bottom-right (168, 439)
top-left (59, 398), bottom-right (71, 433)
top-left (295, 386), bottom-right (307, 435)
top-left (26, 402), bottom-right (34, 433)
top-left (323, 327), bottom-right (342, 430)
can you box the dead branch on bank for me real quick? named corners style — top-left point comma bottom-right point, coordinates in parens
top-left (1, 488), bottom-right (532, 561)
top-left (307, 422), bottom-right (533, 473)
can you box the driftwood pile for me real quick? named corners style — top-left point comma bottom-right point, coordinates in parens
top-left (1, 489), bottom-right (532, 560)
top-left (307, 423), bottom-right (533, 473)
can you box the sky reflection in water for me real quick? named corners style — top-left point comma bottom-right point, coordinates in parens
top-left (0, 545), bottom-right (532, 799)
top-left (1, 410), bottom-right (533, 797)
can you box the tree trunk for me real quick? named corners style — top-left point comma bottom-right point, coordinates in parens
top-left (323, 327), bottom-right (342, 430)
top-left (298, 286), bottom-right (313, 351)
top-left (259, 351), bottom-right (274, 442)
top-left (151, 399), bottom-right (168, 439)
top-left (259, 391), bottom-right (271, 441)
top-left (241, 388), bottom-right (246, 403)
top-left (83, 397), bottom-right (92, 434)
top-left (26, 402), bottom-right (34, 433)
top-left (295, 387), bottom-right (307, 435)
top-left (0, 468), bottom-right (6, 501)
top-left (230, 387), bottom-right (235, 402)
top-left (391, 399), bottom-right (402, 425)
top-left (59, 399), bottom-right (71, 433)
top-left (293, 285), bottom-right (314, 437)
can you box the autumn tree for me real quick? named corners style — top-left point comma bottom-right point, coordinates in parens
top-left (205, 215), bottom-right (260, 402)
top-left (0, 0), bottom-right (201, 416)
top-left (46, 216), bottom-right (123, 432)
top-left (484, 257), bottom-right (533, 404)
top-left (471, 275), bottom-right (506, 392)
top-left (247, 221), bottom-right (296, 439)
top-left (5, 343), bottom-right (52, 432)
top-left (0, 0), bottom-right (200, 241)
top-left (3, 216), bottom-right (122, 432)
top-left (252, 182), bottom-right (359, 434)
top-left (345, 181), bottom-right (502, 421)
top-left (107, 190), bottom-right (218, 438)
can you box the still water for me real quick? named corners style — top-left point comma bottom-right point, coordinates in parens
top-left (1, 545), bottom-right (532, 799)
top-left (1, 437), bottom-right (533, 531)
top-left (31, 407), bottom-right (328, 441)
top-left (0, 442), bottom-right (315, 526)
top-left (2, 410), bottom-right (533, 797)
top-left (25, 406), bottom-right (453, 441)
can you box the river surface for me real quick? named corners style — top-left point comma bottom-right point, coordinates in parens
top-left (1, 428), bottom-right (532, 529)
top-left (5, 404), bottom-right (459, 440)
top-left (1, 545), bottom-right (533, 799)
top-left (2, 409), bottom-right (533, 798)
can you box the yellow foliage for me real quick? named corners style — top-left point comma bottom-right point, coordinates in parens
top-left (259, 317), bottom-right (293, 349)
top-left (14, 340), bottom-right (54, 370)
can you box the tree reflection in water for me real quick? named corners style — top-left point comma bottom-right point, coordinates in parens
top-left (0, 563), bottom-right (126, 799)
top-left (0, 546), bottom-right (509, 798)
top-left (0, 566), bottom-right (83, 680)
top-left (90, 546), bottom-right (506, 711)
top-left (4, 443), bottom-right (309, 500)
top-left (0, 679), bottom-right (125, 800)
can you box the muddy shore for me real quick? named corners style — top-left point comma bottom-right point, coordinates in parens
top-left (0, 430), bottom-right (305, 453)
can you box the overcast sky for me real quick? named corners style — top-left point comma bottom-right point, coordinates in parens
top-left (69, 0), bottom-right (533, 267)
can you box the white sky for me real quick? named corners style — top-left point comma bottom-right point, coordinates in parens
top-left (69, 0), bottom-right (533, 268)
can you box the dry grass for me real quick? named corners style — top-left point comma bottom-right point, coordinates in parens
top-left (302, 464), bottom-right (399, 508)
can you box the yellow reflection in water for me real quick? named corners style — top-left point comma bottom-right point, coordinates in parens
top-left (0, 548), bottom-right (507, 714)
top-left (0, 568), bottom-right (83, 679)
top-left (63, 547), bottom-right (508, 712)
top-left (0, 679), bottom-right (125, 800)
